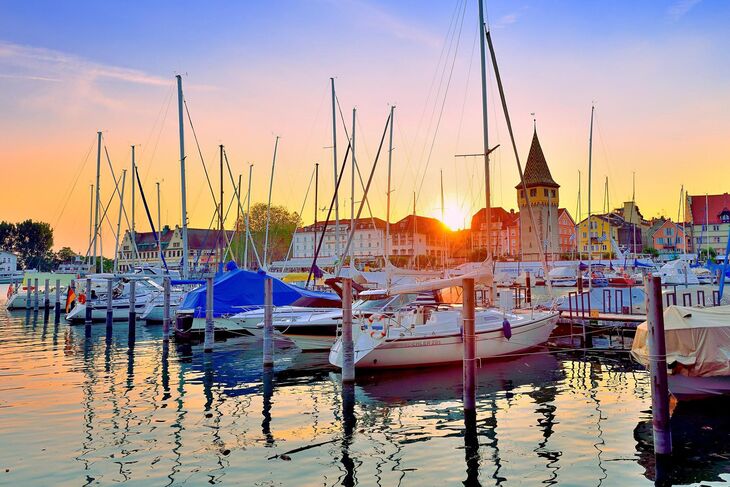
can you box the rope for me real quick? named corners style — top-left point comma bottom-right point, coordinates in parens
top-left (184, 99), bottom-right (221, 223)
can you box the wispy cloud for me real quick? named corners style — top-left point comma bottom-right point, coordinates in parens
top-left (327, 0), bottom-right (442, 48)
top-left (495, 13), bottom-right (519, 28)
top-left (667, 0), bottom-right (702, 20)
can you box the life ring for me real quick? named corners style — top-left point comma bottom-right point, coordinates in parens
top-left (78, 294), bottom-right (86, 304)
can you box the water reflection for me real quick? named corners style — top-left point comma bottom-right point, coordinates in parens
top-left (1, 308), bottom-right (729, 486)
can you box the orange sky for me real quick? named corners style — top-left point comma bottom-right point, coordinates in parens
top-left (1, 1), bottom-right (728, 254)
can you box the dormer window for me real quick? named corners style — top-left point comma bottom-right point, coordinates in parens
top-left (720, 209), bottom-right (730, 223)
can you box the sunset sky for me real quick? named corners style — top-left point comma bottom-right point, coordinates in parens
top-left (1, 0), bottom-right (728, 254)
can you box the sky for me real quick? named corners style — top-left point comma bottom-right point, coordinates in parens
top-left (1, 0), bottom-right (729, 254)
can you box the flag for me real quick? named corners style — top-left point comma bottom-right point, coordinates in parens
top-left (6, 283), bottom-right (13, 299)
top-left (65, 286), bottom-right (76, 313)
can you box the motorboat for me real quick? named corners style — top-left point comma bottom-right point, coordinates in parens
top-left (65, 277), bottom-right (163, 323)
top-left (547, 266), bottom-right (577, 287)
top-left (691, 267), bottom-right (714, 285)
top-left (654, 260), bottom-right (700, 286)
top-left (606, 271), bottom-right (636, 287)
top-left (583, 270), bottom-right (609, 287)
top-left (631, 305), bottom-right (730, 400)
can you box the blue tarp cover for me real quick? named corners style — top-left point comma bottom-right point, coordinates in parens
top-left (179, 269), bottom-right (339, 317)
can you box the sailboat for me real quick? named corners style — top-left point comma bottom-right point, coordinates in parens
top-left (329, 0), bottom-right (559, 369)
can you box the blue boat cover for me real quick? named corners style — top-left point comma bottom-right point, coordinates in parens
top-left (179, 268), bottom-right (340, 317)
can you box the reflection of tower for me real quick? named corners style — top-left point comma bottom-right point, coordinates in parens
top-left (516, 128), bottom-right (560, 261)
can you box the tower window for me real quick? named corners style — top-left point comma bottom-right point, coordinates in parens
top-left (530, 189), bottom-right (537, 197)
top-left (551, 190), bottom-right (556, 197)
top-left (544, 189), bottom-right (548, 197)
top-left (520, 190), bottom-right (524, 198)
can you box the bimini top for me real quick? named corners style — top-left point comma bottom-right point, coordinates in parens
top-left (179, 269), bottom-right (340, 317)
top-left (631, 305), bottom-right (730, 377)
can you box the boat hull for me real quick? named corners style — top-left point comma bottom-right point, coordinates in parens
top-left (668, 374), bottom-right (730, 401)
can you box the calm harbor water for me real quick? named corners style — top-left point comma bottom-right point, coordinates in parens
top-left (1, 290), bottom-right (729, 486)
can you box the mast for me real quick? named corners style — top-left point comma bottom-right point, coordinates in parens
top-left (114, 170), bottom-right (127, 274)
top-left (587, 105), bottom-right (595, 289)
top-left (219, 144), bottom-right (224, 269)
top-left (131, 145), bottom-right (136, 266)
top-left (413, 192), bottom-right (417, 269)
top-left (706, 193), bottom-right (709, 259)
top-left (576, 170), bottom-right (581, 261)
top-left (440, 169), bottom-right (446, 269)
top-left (680, 185), bottom-right (687, 255)
top-left (330, 78), bottom-right (340, 265)
top-left (263, 136), bottom-right (279, 269)
top-left (87, 184), bottom-right (94, 265)
top-left (314, 163), bottom-right (319, 259)
top-left (350, 108), bottom-right (356, 269)
top-left (236, 174), bottom-right (242, 264)
top-left (631, 172), bottom-right (637, 256)
top-left (176, 74), bottom-right (189, 278)
top-left (386, 105), bottom-right (395, 263)
top-left (156, 181), bottom-right (162, 264)
top-left (477, 0), bottom-right (491, 263)
top-left (93, 131), bottom-right (102, 271)
top-left (244, 164), bottom-right (253, 269)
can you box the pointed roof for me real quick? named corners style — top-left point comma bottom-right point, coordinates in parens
top-left (515, 129), bottom-right (559, 189)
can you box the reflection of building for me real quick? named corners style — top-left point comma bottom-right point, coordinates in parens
top-left (686, 193), bottom-right (730, 255)
top-left (291, 218), bottom-right (386, 260)
top-left (470, 207), bottom-right (519, 258)
top-left (390, 215), bottom-right (449, 266)
top-left (116, 226), bottom-right (232, 272)
top-left (516, 129), bottom-right (560, 260)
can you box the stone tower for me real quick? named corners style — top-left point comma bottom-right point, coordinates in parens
top-left (516, 129), bottom-right (560, 261)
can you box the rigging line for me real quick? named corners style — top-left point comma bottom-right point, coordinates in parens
top-left (183, 99), bottom-right (221, 220)
top-left (134, 164), bottom-right (169, 271)
top-left (222, 149), bottom-right (263, 269)
top-left (53, 134), bottom-right (97, 227)
top-left (82, 174), bottom-right (122, 259)
top-left (281, 166), bottom-right (316, 267)
top-left (593, 113), bottom-right (617, 209)
top-left (103, 142), bottom-right (140, 260)
top-left (415, 0), bottom-right (468, 208)
top-left (142, 82), bottom-right (175, 184)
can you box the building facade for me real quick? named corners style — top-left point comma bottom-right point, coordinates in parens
top-left (650, 219), bottom-right (691, 253)
top-left (291, 218), bottom-right (387, 262)
top-left (389, 215), bottom-right (449, 266)
top-left (516, 129), bottom-right (560, 261)
top-left (0, 251), bottom-right (17, 272)
top-left (470, 207), bottom-right (520, 259)
top-left (686, 193), bottom-right (730, 256)
top-left (557, 208), bottom-right (576, 255)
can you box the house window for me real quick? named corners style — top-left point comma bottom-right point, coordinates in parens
top-left (721, 213), bottom-right (730, 223)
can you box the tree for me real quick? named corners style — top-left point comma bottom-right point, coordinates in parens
top-left (55, 246), bottom-right (78, 263)
top-left (642, 246), bottom-right (659, 258)
top-left (230, 203), bottom-right (301, 266)
top-left (1, 220), bottom-right (54, 269)
top-left (0, 221), bottom-right (16, 250)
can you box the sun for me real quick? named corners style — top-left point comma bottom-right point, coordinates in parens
top-left (442, 206), bottom-right (467, 231)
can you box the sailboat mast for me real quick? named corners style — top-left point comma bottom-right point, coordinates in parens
top-left (576, 170), bottom-right (581, 261)
top-left (706, 193), bottom-right (709, 259)
top-left (263, 136), bottom-right (279, 269)
top-left (440, 169), bottom-right (446, 269)
top-left (236, 174), bottom-right (242, 264)
top-left (631, 172), bottom-right (637, 256)
top-left (87, 184), bottom-right (94, 265)
top-left (314, 163), bottom-right (319, 259)
top-left (157, 181), bottom-right (162, 264)
top-left (477, 0), bottom-right (491, 263)
top-left (330, 78), bottom-right (340, 264)
top-left (351, 108), bottom-right (356, 269)
top-left (386, 105), bottom-right (395, 263)
top-left (114, 170), bottom-right (127, 274)
top-left (219, 144), bottom-right (224, 269)
top-left (413, 192), bottom-right (417, 269)
top-left (176, 74), bottom-right (189, 278)
top-left (131, 145), bottom-right (136, 266)
top-left (93, 131), bottom-right (102, 271)
top-left (244, 164), bottom-right (253, 270)
top-left (587, 105), bottom-right (595, 289)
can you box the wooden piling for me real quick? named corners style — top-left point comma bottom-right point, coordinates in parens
top-left (646, 275), bottom-right (672, 456)
top-left (128, 280), bottom-right (136, 343)
top-left (85, 278), bottom-right (93, 325)
top-left (162, 277), bottom-right (171, 343)
top-left (341, 278), bottom-right (355, 382)
top-left (105, 279), bottom-right (113, 334)
top-left (577, 274), bottom-right (584, 294)
top-left (204, 275), bottom-right (214, 352)
top-left (26, 279), bottom-right (31, 310)
top-left (263, 277), bottom-right (274, 366)
top-left (44, 279), bottom-right (50, 309)
top-left (54, 279), bottom-right (61, 322)
top-left (33, 278), bottom-right (39, 310)
top-left (525, 272), bottom-right (532, 305)
top-left (462, 277), bottom-right (476, 412)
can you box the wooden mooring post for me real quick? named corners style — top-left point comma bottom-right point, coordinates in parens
top-left (204, 275), bottom-right (214, 352)
top-left (263, 277), bottom-right (274, 366)
top-left (646, 275), bottom-right (672, 457)
top-left (105, 279), bottom-right (113, 336)
top-left (341, 278), bottom-right (355, 383)
top-left (54, 278), bottom-right (61, 323)
top-left (162, 277), bottom-right (171, 343)
top-left (25, 279), bottom-right (31, 310)
top-left (462, 277), bottom-right (476, 412)
top-left (33, 278), bottom-right (39, 310)
top-left (525, 272), bottom-right (532, 305)
top-left (44, 279), bottom-right (50, 310)
top-left (128, 280), bottom-right (136, 345)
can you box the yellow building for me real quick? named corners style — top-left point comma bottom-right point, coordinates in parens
top-left (576, 215), bottom-right (620, 257)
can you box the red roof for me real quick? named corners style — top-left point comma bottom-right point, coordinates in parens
top-left (688, 193), bottom-right (730, 225)
top-left (186, 228), bottom-right (235, 250)
top-left (392, 215), bottom-right (448, 235)
top-left (470, 207), bottom-right (519, 230)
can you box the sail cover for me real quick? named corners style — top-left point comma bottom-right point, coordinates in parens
top-left (386, 261), bottom-right (493, 295)
top-left (631, 305), bottom-right (730, 377)
top-left (179, 269), bottom-right (340, 317)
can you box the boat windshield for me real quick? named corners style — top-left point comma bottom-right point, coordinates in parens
top-left (353, 293), bottom-right (418, 312)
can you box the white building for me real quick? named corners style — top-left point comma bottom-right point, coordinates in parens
top-left (0, 251), bottom-right (18, 272)
top-left (292, 218), bottom-right (387, 262)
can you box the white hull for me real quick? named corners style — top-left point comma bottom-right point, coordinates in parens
top-left (668, 374), bottom-right (730, 401)
top-left (66, 298), bottom-right (150, 323)
top-left (550, 279), bottom-right (577, 287)
top-left (330, 310), bottom-right (558, 369)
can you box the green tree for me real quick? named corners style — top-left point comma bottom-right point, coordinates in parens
top-left (642, 246), bottom-right (660, 258)
top-left (230, 203), bottom-right (301, 267)
top-left (0, 221), bottom-right (16, 250)
top-left (14, 220), bottom-right (54, 269)
top-left (55, 246), bottom-right (78, 263)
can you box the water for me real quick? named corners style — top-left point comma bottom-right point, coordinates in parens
top-left (1, 291), bottom-right (729, 486)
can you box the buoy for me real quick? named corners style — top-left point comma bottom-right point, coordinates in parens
top-left (502, 318), bottom-right (512, 340)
